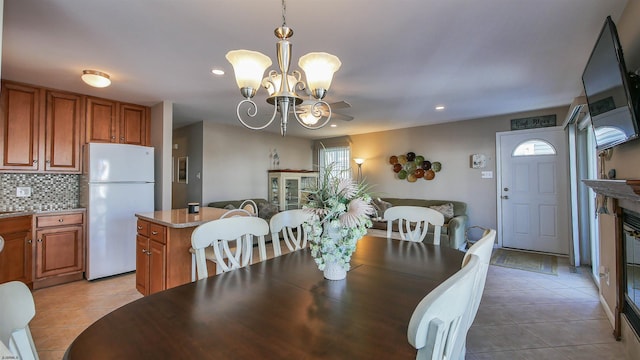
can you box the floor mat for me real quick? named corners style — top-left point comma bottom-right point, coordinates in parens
top-left (490, 248), bottom-right (558, 275)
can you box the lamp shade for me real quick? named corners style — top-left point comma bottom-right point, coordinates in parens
top-left (354, 158), bottom-right (365, 165)
top-left (81, 70), bottom-right (111, 88)
top-left (298, 52), bottom-right (341, 93)
top-left (226, 50), bottom-right (272, 91)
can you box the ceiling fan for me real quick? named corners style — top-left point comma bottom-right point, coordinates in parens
top-left (295, 99), bottom-right (354, 122)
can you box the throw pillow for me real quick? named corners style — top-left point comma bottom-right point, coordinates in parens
top-left (429, 203), bottom-right (455, 222)
top-left (258, 202), bottom-right (279, 220)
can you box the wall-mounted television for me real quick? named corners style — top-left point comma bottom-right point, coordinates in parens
top-left (582, 16), bottom-right (640, 151)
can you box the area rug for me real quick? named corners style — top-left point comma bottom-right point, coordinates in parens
top-left (490, 248), bottom-right (558, 275)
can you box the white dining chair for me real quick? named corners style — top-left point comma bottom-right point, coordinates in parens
top-left (268, 209), bottom-right (312, 259)
top-left (0, 339), bottom-right (14, 358)
top-left (454, 228), bottom-right (497, 359)
top-left (0, 235), bottom-right (4, 253)
top-left (384, 206), bottom-right (444, 244)
top-left (407, 255), bottom-right (480, 360)
top-left (191, 216), bottom-right (269, 279)
top-left (0, 281), bottom-right (39, 360)
top-left (189, 208), bottom-right (254, 281)
top-left (239, 199), bottom-right (259, 217)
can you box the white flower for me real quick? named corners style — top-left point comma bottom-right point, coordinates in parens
top-left (302, 163), bottom-right (374, 271)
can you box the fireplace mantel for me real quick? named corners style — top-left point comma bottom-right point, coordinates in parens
top-left (582, 179), bottom-right (640, 201)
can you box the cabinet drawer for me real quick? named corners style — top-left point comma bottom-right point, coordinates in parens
top-left (149, 224), bottom-right (166, 244)
top-left (36, 213), bottom-right (83, 228)
top-left (0, 215), bottom-right (32, 233)
top-left (137, 219), bottom-right (150, 237)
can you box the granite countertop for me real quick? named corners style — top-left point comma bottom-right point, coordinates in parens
top-left (0, 208), bottom-right (86, 219)
top-left (135, 207), bottom-right (234, 228)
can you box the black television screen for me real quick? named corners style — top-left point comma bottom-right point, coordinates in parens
top-left (582, 16), bottom-right (640, 151)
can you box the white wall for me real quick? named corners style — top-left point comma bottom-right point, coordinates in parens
top-left (201, 122), bottom-right (313, 204)
top-left (349, 106), bottom-right (568, 235)
top-left (150, 101), bottom-right (173, 210)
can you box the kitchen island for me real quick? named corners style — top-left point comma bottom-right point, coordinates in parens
top-left (134, 207), bottom-right (230, 295)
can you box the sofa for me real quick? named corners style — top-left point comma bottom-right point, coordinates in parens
top-left (370, 198), bottom-right (468, 250)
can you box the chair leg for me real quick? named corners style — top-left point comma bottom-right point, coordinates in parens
top-left (191, 254), bottom-right (196, 282)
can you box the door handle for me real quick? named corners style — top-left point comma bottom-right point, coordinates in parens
top-left (501, 195), bottom-right (509, 199)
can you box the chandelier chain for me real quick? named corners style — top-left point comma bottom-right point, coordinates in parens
top-left (281, 0), bottom-right (287, 27)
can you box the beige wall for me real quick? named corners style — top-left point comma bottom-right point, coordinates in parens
top-left (201, 122), bottom-right (314, 204)
top-left (349, 106), bottom-right (568, 235)
top-left (597, 0), bottom-right (640, 349)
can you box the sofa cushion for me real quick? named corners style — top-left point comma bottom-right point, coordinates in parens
top-left (371, 198), bottom-right (393, 218)
top-left (381, 198), bottom-right (466, 218)
top-left (428, 203), bottom-right (454, 222)
top-left (258, 202), bottom-right (279, 221)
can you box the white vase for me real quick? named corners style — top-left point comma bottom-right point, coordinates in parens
top-left (323, 261), bottom-right (347, 280)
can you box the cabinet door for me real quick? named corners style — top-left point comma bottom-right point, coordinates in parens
top-left (0, 81), bottom-right (41, 171)
top-left (136, 235), bottom-right (149, 295)
top-left (45, 90), bottom-right (82, 172)
top-left (148, 240), bottom-right (166, 295)
top-left (35, 225), bottom-right (83, 279)
top-left (119, 103), bottom-right (148, 146)
top-left (86, 97), bottom-right (117, 143)
top-left (0, 231), bottom-right (32, 285)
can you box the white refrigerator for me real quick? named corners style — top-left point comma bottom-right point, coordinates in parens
top-left (80, 143), bottom-right (155, 280)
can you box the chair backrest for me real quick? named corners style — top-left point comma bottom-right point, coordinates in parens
top-left (408, 255), bottom-right (480, 360)
top-left (384, 206), bottom-right (445, 244)
top-left (191, 216), bottom-right (269, 279)
top-left (239, 199), bottom-right (258, 217)
top-left (268, 209), bottom-right (312, 258)
top-left (0, 281), bottom-right (39, 360)
top-left (462, 228), bottom-right (496, 323)
top-left (220, 208), bottom-right (253, 219)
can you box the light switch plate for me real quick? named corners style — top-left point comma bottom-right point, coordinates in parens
top-left (16, 186), bottom-right (32, 197)
top-left (481, 171), bottom-right (493, 179)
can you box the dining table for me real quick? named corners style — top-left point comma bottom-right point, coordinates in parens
top-left (64, 235), bottom-right (465, 359)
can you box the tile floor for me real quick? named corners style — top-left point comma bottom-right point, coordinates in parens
top-left (29, 253), bottom-right (631, 359)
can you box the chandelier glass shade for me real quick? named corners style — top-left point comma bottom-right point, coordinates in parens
top-left (81, 70), bottom-right (111, 88)
top-left (225, 0), bottom-right (341, 136)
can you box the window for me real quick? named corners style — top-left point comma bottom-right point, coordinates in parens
top-left (512, 139), bottom-right (556, 156)
top-left (319, 146), bottom-right (351, 180)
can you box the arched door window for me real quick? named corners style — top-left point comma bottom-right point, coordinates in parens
top-left (512, 139), bottom-right (556, 156)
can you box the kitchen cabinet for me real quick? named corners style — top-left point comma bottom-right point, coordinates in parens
top-left (0, 215), bottom-right (33, 287)
top-left (0, 81), bottom-right (41, 171)
top-left (136, 219), bottom-right (166, 296)
top-left (33, 209), bottom-right (85, 289)
top-left (0, 81), bottom-right (82, 173)
top-left (86, 97), bottom-right (149, 146)
top-left (268, 170), bottom-right (318, 211)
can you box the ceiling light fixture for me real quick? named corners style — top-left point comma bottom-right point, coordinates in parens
top-left (225, 0), bottom-right (341, 136)
top-left (81, 70), bottom-right (111, 88)
top-left (435, 105), bottom-right (445, 111)
top-left (211, 69), bottom-right (225, 76)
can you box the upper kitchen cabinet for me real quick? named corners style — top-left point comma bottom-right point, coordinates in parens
top-left (0, 81), bottom-right (82, 173)
top-left (0, 81), bottom-right (41, 171)
top-left (86, 97), bottom-right (149, 146)
top-left (45, 90), bottom-right (83, 172)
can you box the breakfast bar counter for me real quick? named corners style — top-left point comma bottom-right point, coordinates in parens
top-left (134, 207), bottom-right (230, 295)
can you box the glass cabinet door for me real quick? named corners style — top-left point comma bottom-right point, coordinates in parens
top-left (284, 178), bottom-right (300, 210)
top-left (269, 176), bottom-right (279, 208)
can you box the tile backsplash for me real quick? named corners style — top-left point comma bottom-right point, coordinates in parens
top-left (0, 173), bottom-right (79, 211)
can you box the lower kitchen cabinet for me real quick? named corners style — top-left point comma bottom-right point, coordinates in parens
top-left (136, 219), bottom-right (166, 295)
top-left (33, 209), bottom-right (85, 289)
top-left (0, 215), bottom-right (33, 287)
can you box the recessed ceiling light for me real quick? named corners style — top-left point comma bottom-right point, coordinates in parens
top-left (330, 124), bottom-right (337, 128)
top-left (211, 68), bottom-right (225, 76)
top-left (435, 105), bottom-right (445, 111)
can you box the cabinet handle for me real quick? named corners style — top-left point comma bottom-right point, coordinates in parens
top-left (151, 231), bottom-right (158, 235)
top-left (120, 137), bottom-right (125, 141)
top-left (111, 136), bottom-right (116, 140)
top-left (58, 218), bottom-right (64, 223)
top-left (27, 239), bottom-right (32, 244)
top-left (37, 239), bottom-right (42, 243)
top-left (137, 225), bottom-right (143, 230)
top-left (141, 249), bottom-right (148, 254)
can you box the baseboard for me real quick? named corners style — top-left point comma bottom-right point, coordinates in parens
top-left (599, 292), bottom-right (616, 328)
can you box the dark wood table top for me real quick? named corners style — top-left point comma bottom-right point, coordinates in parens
top-left (64, 236), bottom-right (464, 360)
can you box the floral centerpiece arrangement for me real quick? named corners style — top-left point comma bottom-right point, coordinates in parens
top-left (302, 165), bottom-right (375, 279)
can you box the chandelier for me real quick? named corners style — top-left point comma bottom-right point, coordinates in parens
top-left (226, 0), bottom-right (341, 136)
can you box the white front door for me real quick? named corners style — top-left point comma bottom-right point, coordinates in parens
top-left (497, 127), bottom-right (570, 255)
